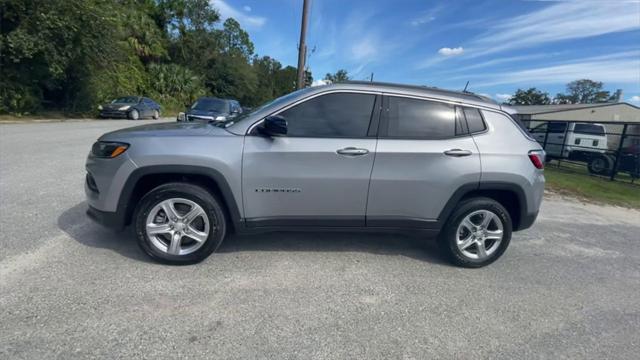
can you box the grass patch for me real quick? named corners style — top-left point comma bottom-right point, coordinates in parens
top-left (544, 167), bottom-right (640, 209)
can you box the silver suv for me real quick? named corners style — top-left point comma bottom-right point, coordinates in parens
top-left (85, 82), bottom-right (545, 268)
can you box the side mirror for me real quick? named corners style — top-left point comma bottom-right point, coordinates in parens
top-left (259, 115), bottom-right (287, 136)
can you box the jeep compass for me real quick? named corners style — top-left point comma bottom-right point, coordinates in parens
top-left (85, 82), bottom-right (545, 267)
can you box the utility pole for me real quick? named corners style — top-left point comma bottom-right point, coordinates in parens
top-left (296, 0), bottom-right (310, 89)
top-left (370, 72), bottom-right (374, 82)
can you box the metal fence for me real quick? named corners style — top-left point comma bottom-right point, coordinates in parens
top-left (522, 120), bottom-right (640, 183)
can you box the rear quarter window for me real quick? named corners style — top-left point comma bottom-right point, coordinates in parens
top-left (463, 107), bottom-right (486, 133)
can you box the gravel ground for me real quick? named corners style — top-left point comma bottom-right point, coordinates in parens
top-left (1, 120), bottom-right (639, 359)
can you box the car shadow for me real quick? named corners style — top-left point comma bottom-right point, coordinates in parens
top-left (57, 202), bottom-right (151, 263)
top-left (59, 202), bottom-right (447, 265)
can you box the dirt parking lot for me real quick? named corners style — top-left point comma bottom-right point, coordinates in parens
top-left (1, 120), bottom-right (639, 359)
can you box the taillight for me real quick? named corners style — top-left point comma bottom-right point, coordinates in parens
top-left (528, 151), bottom-right (544, 169)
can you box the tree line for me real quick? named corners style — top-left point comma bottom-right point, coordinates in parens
top-left (506, 79), bottom-right (624, 106)
top-left (0, 0), bottom-right (320, 115)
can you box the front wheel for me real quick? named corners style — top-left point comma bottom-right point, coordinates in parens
top-left (134, 183), bottom-right (227, 265)
top-left (128, 109), bottom-right (140, 120)
top-left (438, 197), bottom-right (512, 268)
top-left (152, 109), bottom-right (160, 119)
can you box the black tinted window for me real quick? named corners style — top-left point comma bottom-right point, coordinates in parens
top-left (548, 122), bottom-right (567, 133)
top-left (455, 107), bottom-right (468, 135)
top-left (463, 107), bottom-right (486, 133)
top-left (386, 97), bottom-right (455, 138)
top-left (574, 123), bottom-right (605, 136)
top-left (279, 93), bottom-right (376, 137)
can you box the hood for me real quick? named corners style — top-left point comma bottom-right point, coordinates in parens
top-left (103, 102), bottom-right (135, 110)
top-left (186, 108), bottom-right (227, 117)
top-left (99, 121), bottom-right (232, 141)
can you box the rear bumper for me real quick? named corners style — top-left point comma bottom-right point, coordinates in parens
top-left (87, 205), bottom-right (126, 230)
top-left (516, 210), bottom-right (539, 231)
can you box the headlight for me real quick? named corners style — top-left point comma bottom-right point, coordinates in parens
top-left (91, 141), bottom-right (129, 158)
top-left (98, 105), bottom-right (103, 110)
top-left (177, 112), bottom-right (186, 121)
top-left (118, 105), bottom-right (131, 111)
top-left (215, 116), bottom-right (226, 121)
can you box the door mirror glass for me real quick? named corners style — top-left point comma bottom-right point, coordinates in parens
top-left (260, 115), bottom-right (287, 136)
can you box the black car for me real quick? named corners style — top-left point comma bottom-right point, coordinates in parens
top-left (177, 97), bottom-right (242, 122)
top-left (99, 96), bottom-right (161, 120)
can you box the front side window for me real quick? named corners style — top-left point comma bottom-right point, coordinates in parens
top-left (278, 93), bottom-right (376, 137)
top-left (385, 97), bottom-right (455, 139)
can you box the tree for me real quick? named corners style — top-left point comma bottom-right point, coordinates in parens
top-left (220, 18), bottom-right (254, 61)
top-left (556, 79), bottom-right (611, 104)
top-left (324, 69), bottom-right (350, 83)
top-left (507, 88), bottom-right (551, 105)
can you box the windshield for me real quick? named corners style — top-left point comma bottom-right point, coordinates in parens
top-left (220, 88), bottom-right (315, 128)
top-left (112, 97), bottom-right (139, 104)
top-left (191, 98), bottom-right (229, 112)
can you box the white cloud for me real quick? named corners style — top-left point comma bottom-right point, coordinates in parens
top-left (438, 47), bottom-right (464, 56)
top-left (351, 37), bottom-right (377, 61)
top-left (468, 1), bottom-right (640, 57)
top-left (411, 15), bottom-right (435, 26)
top-left (495, 93), bottom-right (512, 101)
top-left (213, 0), bottom-right (266, 28)
top-left (630, 96), bottom-right (640, 103)
top-left (312, 79), bottom-right (331, 87)
top-left (243, 5), bottom-right (251, 12)
top-left (469, 52), bottom-right (640, 87)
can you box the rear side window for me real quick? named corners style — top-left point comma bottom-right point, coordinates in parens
top-left (385, 97), bottom-right (455, 139)
top-left (463, 107), bottom-right (486, 133)
top-left (574, 123), bottom-right (605, 136)
top-left (279, 93), bottom-right (376, 137)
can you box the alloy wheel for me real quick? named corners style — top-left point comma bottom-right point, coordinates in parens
top-left (145, 198), bottom-right (213, 255)
top-left (456, 210), bottom-right (504, 260)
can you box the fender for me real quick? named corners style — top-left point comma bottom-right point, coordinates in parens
top-left (437, 181), bottom-right (529, 230)
top-left (116, 165), bottom-right (242, 228)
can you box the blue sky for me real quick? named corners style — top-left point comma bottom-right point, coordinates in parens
top-left (214, 0), bottom-right (640, 103)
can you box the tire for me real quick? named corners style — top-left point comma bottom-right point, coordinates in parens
top-left (438, 197), bottom-right (512, 268)
top-left (134, 182), bottom-right (227, 265)
top-left (588, 154), bottom-right (613, 176)
top-left (152, 109), bottom-right (160, 120)
top-left (128, 109), bottom-right (140, 120)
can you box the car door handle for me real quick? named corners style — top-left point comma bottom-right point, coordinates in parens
top-left (336, 147), bottom-right (369, 156)
top-left (444, 149), bottom-right (472, 157)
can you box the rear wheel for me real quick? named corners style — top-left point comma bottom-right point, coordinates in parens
top-left (439, 197), bottom-right (512, 268)
top-left (152, 109), bottom-right (160, 119)
top-left (134, 183), bottom-right (227, 265)
top-left (588, 154), bottom-right (613, 176)
top-left (128, 109), bottom-right (140, 120)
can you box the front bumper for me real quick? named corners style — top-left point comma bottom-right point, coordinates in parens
top-left (87, 205), bottom-right (126, 230)
top-left (99, 110), bottom-right (128, 118)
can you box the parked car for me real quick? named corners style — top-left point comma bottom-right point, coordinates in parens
top-left (85, 81), bottom-right (545, 268)
top-left (98, 96), bottom-right (161, 120)
top-left (587, 138), bottom-right (640, 178)
top-left (177, 97), bottom-right (242, 123)
top-left (530, 122), bottom-right (607, 162)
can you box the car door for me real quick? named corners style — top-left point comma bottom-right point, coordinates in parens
top-left (366, 95), bottom-right (481, 228)
top-left (242, 91), bottom-right (381, 227)
top-left (137, 98), bottom-right (149, 117)
top-left (530, 121), bottom-right (567, 157)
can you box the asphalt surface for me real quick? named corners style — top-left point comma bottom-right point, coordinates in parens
top-left (1, 120), bottom-right (639, 359)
